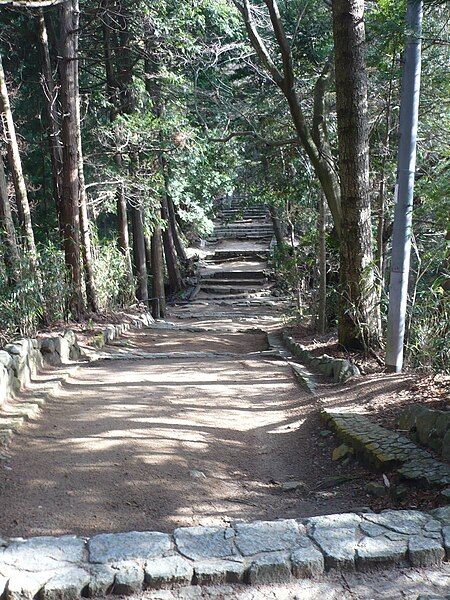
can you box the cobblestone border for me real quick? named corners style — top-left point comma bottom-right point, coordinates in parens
top-left (282, 332), bottom-right (360, 383)
top-left (322, 408), bottom-right (450, 488)
top-left (0, 509), bottom-right (448, 598)
top-left (0, 312), bottom-right (153, 450)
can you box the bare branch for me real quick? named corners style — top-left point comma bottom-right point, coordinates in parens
top-left (209, 129), bottom-right (299, 147)
top-left (264, 0), bottom-right (294, 87)
top-left (232, 0), bottom-right (284, 86)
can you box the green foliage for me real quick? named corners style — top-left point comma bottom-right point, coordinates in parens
top-left (407, 279), bottom-right (450, 373)
top-left (93, 240), bottom-right (135, 311)
top-left (0, 244), bottom-right (70, 345)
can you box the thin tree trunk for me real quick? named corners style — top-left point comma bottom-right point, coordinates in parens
top-left (38, 10), bottom-right (64, 236)
top-left (117, 181), bottom-right (133, 279)
top-left (151, 222), bottom-right (166, 319)
top-left (166, 190), bottom-right (187, 262)
top-left (375, 58), bottom-right (395, 284)
top-left (0, 153), bottom-right (20, 285)
top-left (332, 0), bottom-right (380, 349)
top-left (59, 0), bottom-right (83, 317)
top-left (130, 202), bottom-right (149, 306)
top-left (237, 0), bottom-right (342, 234)
top-left (0, 53), bottom-right (37, 262)
top-left (160, 158), bottom-right (187, 262)
top-left (161, 193), bottom-right (183, 293)
top-left (269, 204), bottom-right (284, 251)
top-left (317, 192), bottom-right (327, 333)
top-left (73, 0), bottom-right (98, 313)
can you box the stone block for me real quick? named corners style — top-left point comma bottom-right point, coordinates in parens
top-left (88, 531), bottom-right (171, 564)
top-left (442, 526), bottom-right (450, 560)
top-left (42, 567), bottom-right (91, 600)
top-left (173, 526), bottom-right (235, 560)
top-left (54, 337), bottom-right (71, 364)
top-left (248, 552), bottom-right (291, 585)
top-left (442, 429), bottom-right (450, 462)
top-left (3, 570), bottom-right (51, 600)
top-left (291, 545), bottom-right (324, 578)
top-left (310, 528), bottom-right (356, 569)
top-left (363, 510), bottom-right (428, 535)
top-left (144, 556), bottom-right (193, 589)
top-left (112, 561), bottom-right (144, 595)
top-left (356, 536), bottom-right (407, 568)
top-left (429, 506), bottom-right (450, 526)
top-left (234, 519), bottom-right (303, 556)
top-left (408, 536), bottom-right (445, 567)
top-left (193, 559), bottom-right (245, 585)
top-left (88, 565), bottom-right (116, 597)
top-left (306, 513), bottom-right (361, 530)
top-left (63, 330), bottom-right (77, 346)
top-left (0, 351), bottom-right (13, 370)
top-left (0, 536), bottom-right (85, 573)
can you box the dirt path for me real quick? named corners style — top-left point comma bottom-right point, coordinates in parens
top-left (0, 200), bottom-right (380, 538)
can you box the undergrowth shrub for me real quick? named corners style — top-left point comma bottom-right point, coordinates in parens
top-left (406, 278), bottom-right (450, 373)
top-left (0, 243), bottom-right (70, 345)
top-left (93, 239), bottom-right (135, 311)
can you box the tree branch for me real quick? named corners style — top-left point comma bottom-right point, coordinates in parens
top-left (209, 129), bottom-right (299, 147)
top-left (264, 0), bottom-right (294, 88)
top-left (232, 0), bottom-right (284, 86)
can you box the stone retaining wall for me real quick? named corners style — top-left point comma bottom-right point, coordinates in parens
top-left (0, 312), bottom-right (154, 412)
top-left (0, 509), bottom-right (448, 598)
top-left (282, 332), bottom-right (360, 383)
top-left (399, 405), bottom-right (450, 462)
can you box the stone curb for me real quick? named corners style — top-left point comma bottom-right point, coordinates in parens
top-left (282, 332), bottom-right (360, 383)
top-left (265, 332), bottom-right (317, 394)
top-left (0, 509), bottom-right (448, 598)
top-left (321, 408), bottom-right (450, 488)
top-left (0, 312), bottom-right (154, 451)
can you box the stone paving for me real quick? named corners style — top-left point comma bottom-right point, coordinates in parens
top-left (0, 508), bottom-right (449, 598)
top-left (322, 409), bottom-right (450, 489)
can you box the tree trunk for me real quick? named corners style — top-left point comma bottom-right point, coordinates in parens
top-left (116, 181), bottom-right (133, 279)
top-left (130, 202), bottom-right (149, 306)
top-left (161, 193), bottom-right (183, 294)
top-left (0, 53), bottom-right (37, 262)
top-left (59, 0), bottom-right (83, 317)
top-left (375, 58), bottom-right (394, 288)
top-left (38, 10), bottom-right (64, 236)
top-left (269, 204), bottom-right (284, 251)
top-left (151, 222), bottom-right (166, 319)
top-left (166, 190), bottom-right (187, 262)
top-left (317, 192), bottom-right (327, 333)
top-left (72, 0), bottom-right (98, 313)
top-left (332, 0), bottom-right (380, 349)
top-left (0, 153), bottom-right (20, 285)
top-left (238, 0), bottom-right (342, 234)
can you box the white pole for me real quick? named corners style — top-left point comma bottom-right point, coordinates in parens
top-left (385, 0), bottom-right (423, 373)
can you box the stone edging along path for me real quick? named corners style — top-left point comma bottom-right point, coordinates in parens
top-left (0, 312), bottom-right (154, 450)
top-left (282, 332), bottom-right (360, 383)
top-left (322, 409), bottom-right (450, 490)
top-left (0, 509), bottom-right (449, 598)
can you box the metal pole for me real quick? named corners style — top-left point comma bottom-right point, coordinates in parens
top-left (385, 0), bottom-right (423, 373)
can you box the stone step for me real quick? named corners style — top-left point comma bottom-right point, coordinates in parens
top-left (213, 228), bottom-right (273, 235)
top-left (200, 286), bottom-right (261, 295)
top-left (207, 250), bottom-right (270, 261)
top-left (211, 234), bottom-right (273, 241)
top-left (200, 278), bottom-right (266, 286)
top-left (205, 270), bottom-right (268, 280)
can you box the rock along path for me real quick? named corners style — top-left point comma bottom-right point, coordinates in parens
top-left (0, 197), bottom-right (449, 598)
